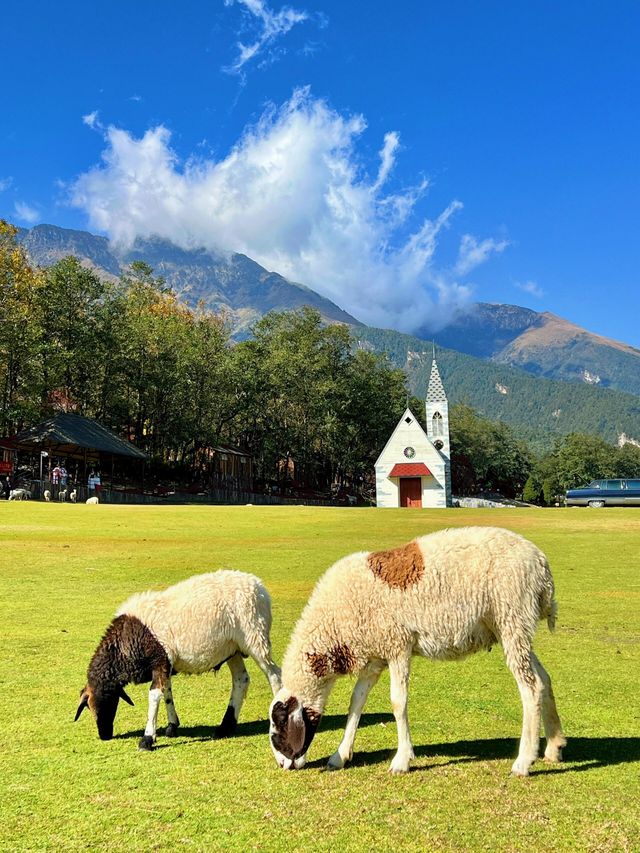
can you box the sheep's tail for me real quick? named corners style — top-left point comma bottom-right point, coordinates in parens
top-left (538, 555), bottom-right (557, 632)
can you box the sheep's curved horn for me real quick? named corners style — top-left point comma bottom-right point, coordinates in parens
top-left (74, 692), bottom-right (89, 721)
top-left (119, 687), bottom-right (134, 706)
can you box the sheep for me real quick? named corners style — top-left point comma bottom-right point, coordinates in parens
top-left (69, 490), bottom-right (77, 503)
top-left (85, 496), bottom-right (99, 504)
top-left (43, 490), bottom-right (51, 502)
top-left (8, 488), bottom-right (31, 500)
top-left (76, 571), bottom-right (282, 750)
top-left (269, 526), bottom-right (566, 777)
top-left (58, 489), bottom-right (67, 502)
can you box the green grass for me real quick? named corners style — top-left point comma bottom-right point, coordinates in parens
top-left (1, 504), bottom-right (639, 852)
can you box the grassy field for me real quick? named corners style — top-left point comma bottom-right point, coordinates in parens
top-left (1, 504), bottom-right (639, 852)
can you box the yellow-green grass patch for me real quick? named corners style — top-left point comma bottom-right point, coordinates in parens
top-left (1, 504), bottom-right (639, 851)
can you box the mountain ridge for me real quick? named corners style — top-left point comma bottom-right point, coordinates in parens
top-left (14, 223), bottom-right (640, 447)
top-left (17, 223), bottom-right (361, 336)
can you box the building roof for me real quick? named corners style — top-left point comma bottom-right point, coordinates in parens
top-left (426, 359), bottom-right (447, 403)
top-left (11, 413), bottom-right (147, 460)
top-left (389, 462), bottom-right (432, 477)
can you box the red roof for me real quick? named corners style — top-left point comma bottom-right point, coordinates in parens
top-left (389, 463), bottom-right (432, 478)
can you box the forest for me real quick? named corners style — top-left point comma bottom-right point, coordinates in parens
top-left (2, 220), bottom-right (639, 502)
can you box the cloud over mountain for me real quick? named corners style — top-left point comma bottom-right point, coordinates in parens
top-left (71, 89), bottom-right (505, 331)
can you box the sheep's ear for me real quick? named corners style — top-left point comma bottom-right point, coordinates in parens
top-left (119, 687), bottom-right (134, 707)
top-left (271, 701), bottom-right (289, 729)
top-left (75, 690), bottom-right (89, 721)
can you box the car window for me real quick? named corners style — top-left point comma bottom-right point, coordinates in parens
top-left (588, 481), bottom-right (604, 488)
top-left (605, 480), bottom-right (624, 490)
top-left (627, 479), bottom-right (640, 490)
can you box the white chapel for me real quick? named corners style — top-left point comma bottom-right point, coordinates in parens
top-left (375, 354), bottom-right (452, 508)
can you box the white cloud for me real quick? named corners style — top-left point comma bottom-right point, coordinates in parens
top-left (71, 89), bottom-right (506, 332)
top-left (224, 0), bottom-right (308, 74)
top-left (454, 234), bottom-right (509, 276)
top-left (14, 201), bottom-right (40, 224)
top-left (516, 280), bottom-right (544, 299)
top-left (82, 110), bottom-right (101, 129)
top-left (0, 176), bottom-right (13, 192)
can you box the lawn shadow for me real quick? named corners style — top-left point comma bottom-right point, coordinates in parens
top-left (113, 712), bottom-right (394, 744)
top-left (324, 736), bottom-right (640, 774)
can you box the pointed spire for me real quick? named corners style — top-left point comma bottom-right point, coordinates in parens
top-left (426, 355), bottom-right (447, 403)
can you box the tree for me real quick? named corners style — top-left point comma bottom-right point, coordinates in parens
top-left (449, 403), bottom-right (533, 497)
top-left (0, 220), bottom-right (45, 432)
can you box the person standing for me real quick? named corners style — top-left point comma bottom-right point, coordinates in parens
top-left (52, 464), bottom-right (62, 499)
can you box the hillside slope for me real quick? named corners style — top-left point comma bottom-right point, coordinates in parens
top-left (428, 302), bottom-right (640, 397)
top-left (356, 325), bottom-right (640, 451)
top-left (18, 224), bottom-right (361, 336)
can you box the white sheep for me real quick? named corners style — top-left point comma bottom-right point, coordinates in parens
top-left (85, 496), bottom-right (99, 504)
top-left (269, 526), bottom-right (565, 777)
top-left (43, 490), bottom-right (51, 502)
top-left (58, 489), bottom-right (67, 502)
top-left (76, 571), bottom-right (282, 750)
top-left (69, 490), bottom-right (77, 503)
top-left (8, 488), bottom-right (31, 500)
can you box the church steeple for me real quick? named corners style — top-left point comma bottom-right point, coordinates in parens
top-left (426, 357), bottom-right (447, 404)
top-left (425, 348), bottom-right (450, 461)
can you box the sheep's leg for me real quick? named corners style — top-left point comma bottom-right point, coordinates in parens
top-left (327, 659), bottom-right (386, 770)
top-left (531, 652), bottom-right (566, 762)
top-left (139, 686), bottom-right (163, 751)
top-left (247, 647), bottom-right (282, 696)
top-left (164, 678), bottom-right (180, 738)
top-left (388, 654), bottom-right (414, 774)
top-left (217, 653), bottom-right (250, 737)
top-left (504, 644), bottom-right (543, 777)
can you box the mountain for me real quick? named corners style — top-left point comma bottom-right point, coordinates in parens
top-left (17, 224), bottom-right (360, 337)
top-left (427, 302), bottom-right (640, 398)
top-left (15, 223), bottom-right (640, 448)
top-left (355, 326), bottom-right (640, 452)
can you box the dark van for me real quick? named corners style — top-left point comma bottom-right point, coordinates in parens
top-left (565, 479), bottom-right (640, 507)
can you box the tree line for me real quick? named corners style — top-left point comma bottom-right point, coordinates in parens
top-left (3, 220), bottom-right (639, 500)
top-left (0, 221), bottom-right (407, 492)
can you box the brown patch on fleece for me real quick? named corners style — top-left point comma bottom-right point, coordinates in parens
top-left (306, 651), bottom-right (329, 678)
top-left (306, 643), bottom-right (356, 678)
top-left (367, 540), bottom-right (425, 589)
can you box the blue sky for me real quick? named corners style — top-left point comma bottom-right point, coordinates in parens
top-left (2, 1), bottom-right (639, 343)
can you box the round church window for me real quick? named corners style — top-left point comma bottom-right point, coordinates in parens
top-left (403, 446), bottom-right (416, 459)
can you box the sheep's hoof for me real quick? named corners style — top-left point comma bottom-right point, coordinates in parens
top-left (326, 752), bottom-right (346, 770)
top-left (138, 736), bottom-right (155, 751)
top-left (510, 758), bottom-right (531, 777)
top-left (165, 723), bottom-right (179, 738)
top-left (216, 705), bottom-right (238, 738)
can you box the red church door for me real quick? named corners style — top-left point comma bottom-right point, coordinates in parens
top-left (399, 477), bottom-right (422, 508)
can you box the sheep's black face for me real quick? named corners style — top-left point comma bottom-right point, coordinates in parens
top-left (269, 690), bottom-right (321, 770)
top-left (94, 690), bottom-right (120, 740)
top-left (75, 683), bottom-right (134, 740)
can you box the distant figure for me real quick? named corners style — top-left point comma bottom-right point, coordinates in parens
top-left (88, 471), bottom-right (97, 495)
top-left (60, 465), bottom-right (68, 487)
top-left (52, 465), bottom-right (62, 486)
top-left (2, 476), bottom-right (11, 499)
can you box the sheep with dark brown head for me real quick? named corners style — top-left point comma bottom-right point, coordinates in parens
top-left (76, 571), bottom-right (281, 749)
